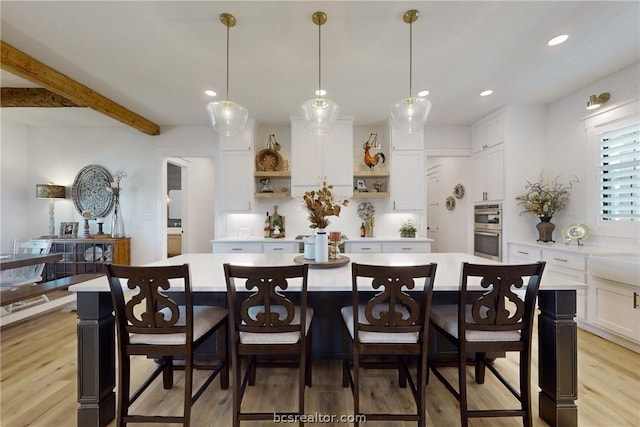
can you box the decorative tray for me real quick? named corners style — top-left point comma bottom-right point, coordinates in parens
top-left (293, 255), bottom-right (350, 269)
top-left (256, 149), bottom-right (282, 171)
top-left (561, 222), bottom-right (591, 242)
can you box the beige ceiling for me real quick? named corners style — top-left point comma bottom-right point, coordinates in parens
top-left (1, 1), bottom-right (639, 131)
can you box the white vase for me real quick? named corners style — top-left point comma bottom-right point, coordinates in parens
top-left (315, 228), bottom-right (328, 263)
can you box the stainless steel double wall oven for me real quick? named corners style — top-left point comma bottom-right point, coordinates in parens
top-left (474, 203), bottom-right (502, 261)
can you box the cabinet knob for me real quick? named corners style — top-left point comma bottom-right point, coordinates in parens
top-left (634, 292), bottom-right (638, 309)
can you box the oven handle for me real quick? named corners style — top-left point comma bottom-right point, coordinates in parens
top-left (474, 230), bottom-right (501, 237)
top-left (474, 209), bottom-right (501, 215)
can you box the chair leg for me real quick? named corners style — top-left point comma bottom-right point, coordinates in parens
top-left (118, 355), bottom-right (131, 427)
top-left (305, 329), bottom-right (312, 387)
top-left (399, 356), bottom-right (407, 388)
top-left (162, 356), bottom-right (174, 389)
top-left (417, 355), bottom-right (427, 427)
top-left (342, 321), bottom-right (349, 388)
top-left (232, 352), bottom-right (241, 427)
top-left (248, 355), bottom-right (257, 386)
top-left (183, 354), bottom-right (193, 427)
top-left (459, 351), bottom-right (469, 427)
top-left (521, 349), bottom-right (533, 427)
top-left (299, 342), bottom-right (306, 427)
top-left (220, 321), bottom-right (229, 390)
top-left (475, 352), bottom-right (486, 384)
top-left (353, 347), bottom-right (360, 427)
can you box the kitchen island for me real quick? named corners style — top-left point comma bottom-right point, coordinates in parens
top-left (70, 252), bottom-right (582, 427)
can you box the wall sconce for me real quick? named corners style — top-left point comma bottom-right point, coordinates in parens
top-left (586, 92), bottom-right (610, 110)
top-left (36, 183), bottom-right (66, 237)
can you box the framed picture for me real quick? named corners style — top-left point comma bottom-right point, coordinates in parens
top-left (355, 179), bottom-right (367, 192)
top-left (60, 222), bottom-right (79, 238)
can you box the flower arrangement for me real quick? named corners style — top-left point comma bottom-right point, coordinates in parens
top-left (357, 202), bottom-right (375, 221)
top-left (399, 219), bottom-right (417, 237)
top-left (516, 174), bottom-right (577, 217)
top-left (302, 181), bottom-right (349, 229)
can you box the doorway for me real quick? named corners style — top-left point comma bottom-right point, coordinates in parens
top-left (426, 166), bottom-right (440, 252)
top-left (167, 160), bottom-right (185, 257)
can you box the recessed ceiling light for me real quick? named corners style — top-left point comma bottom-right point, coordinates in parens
top-left (417, 90), bottom-right (430, 97)
top-left (204, 90), bottom-right (217, 97)
top-left (548, 34), bottom-right (569, 46)
top-left (479, 90), bottom-right (493, 97)
top-left (315, 89), bottom-right (326, 97)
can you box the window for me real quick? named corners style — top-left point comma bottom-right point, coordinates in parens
top-left (599, 122), bottom-right (640, 221)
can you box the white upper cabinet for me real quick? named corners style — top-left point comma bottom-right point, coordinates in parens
top-left (471, 112), bottom-right (504, 153)
top-left (290, 117), bottom-right (354, 197)
top-left (217, 120), bottom-right (254, 211)
top-left (388, 124), bottom-right (425, 211)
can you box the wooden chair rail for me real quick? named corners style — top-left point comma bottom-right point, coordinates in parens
top-left (0, 273), bottom-right (102, 307)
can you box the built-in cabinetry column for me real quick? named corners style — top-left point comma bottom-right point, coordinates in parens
top-left (470, 112), bottom-right (505, 202)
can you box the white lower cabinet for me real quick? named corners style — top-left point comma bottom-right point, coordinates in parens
top-left (212, 241), bottom-right (301, 253)
top-left (588, 256), bottom-right (640, 345)
top-left (345, 242), bottom-right (382, 253)
top-left (508, 243), bottom-right (587, 321)
top-left (382, 242), bottom-right (431, 253)
top-left (344, 241), bottom-right (431, 253)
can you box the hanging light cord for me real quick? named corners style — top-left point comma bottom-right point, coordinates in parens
top-left (318, 21), bottom-right (322, 100)
top-left (225, 22), bottom-right (230, 102)
top-left (408, 18), bottom-right (413, 99)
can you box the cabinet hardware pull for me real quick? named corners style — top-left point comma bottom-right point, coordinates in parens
top-left (634, 292), bottom-right (639, 309)
top-left (362, 247), bottom-right (371, 250)
top-left (401, 248), bottom-right (411, 251)
top-left (231, 248), bottom-right (242, 251)
top-left (517, 251), bottom-right (529, 255)
top-left (273, 248), bottom-right (283, 251)
top-left (552, 257), bottom-right (568, 262)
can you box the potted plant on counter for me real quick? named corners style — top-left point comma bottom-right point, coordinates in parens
top-left (399, 219), bottom-right (417, 238)
top-left (515, 173), bottom-right (578, 242)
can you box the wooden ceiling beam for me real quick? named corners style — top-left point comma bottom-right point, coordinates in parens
top-left (1, 41), bottom-right (160, 135)
top-left (1, 87), bottom-right (82, 107)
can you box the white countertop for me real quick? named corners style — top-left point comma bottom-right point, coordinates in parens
top-left (212, 236), bottom-right (434, 244)
top-left (70, 252), bottom-right (585, 293)
top-left (509, 240), bottom-right (634, 256)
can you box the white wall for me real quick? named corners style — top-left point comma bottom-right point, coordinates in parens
top-left (0, 122), bottom-right (218, 263)
top-left (545, 62), bottom-right (639, 251)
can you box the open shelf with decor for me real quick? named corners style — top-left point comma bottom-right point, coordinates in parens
top-left (352, 170), bottom-right (390, 198)
top-left (254, 170), bottom-right (292, 198)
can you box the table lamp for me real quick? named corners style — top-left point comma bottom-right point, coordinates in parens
top-left (36, 183), bottom-right (66, 237)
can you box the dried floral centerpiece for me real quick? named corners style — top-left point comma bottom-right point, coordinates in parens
top-left (106, 168), bottom-right (127, 238)
top-left (302, 181), bottom-right (349, 229)
top-left (357, 201), bottom-right (375, 237)
top-left (515, 173), bottom-right (578, 242)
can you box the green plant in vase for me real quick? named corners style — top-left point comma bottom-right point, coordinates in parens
top-left (399, 219), bottom-right (417, 238)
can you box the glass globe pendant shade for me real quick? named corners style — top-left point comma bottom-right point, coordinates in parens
top-left (207, 100), bottom-right (249, 137)
top-left (390, 96), bottom-right (432, 134)
top-left (300, 97), bottom-right (340, 135)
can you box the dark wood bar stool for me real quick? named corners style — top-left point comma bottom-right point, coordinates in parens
top-left (223, 263), bottom-right (312, 427)
top-left (105, 263), bottom-right (229, 427)
top-left (429, 261), bottom-right (546, 427)
top-left (341, 262), bottom-right (438, 426)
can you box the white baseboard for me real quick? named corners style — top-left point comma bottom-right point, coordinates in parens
top-left (0, 294), bottom-right (76, 328)
top-left (577, 320), bottom-right (640, 353)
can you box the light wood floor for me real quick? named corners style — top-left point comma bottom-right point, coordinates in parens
top-left (1, 307), bottom-right (639, 427)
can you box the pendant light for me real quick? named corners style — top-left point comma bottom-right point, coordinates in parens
top-left (300, 11), bottom-right (339, 135)
top-left (206, 13), bottom-right (248, 136)
top-left (390, 9), bottom-right (431, 134)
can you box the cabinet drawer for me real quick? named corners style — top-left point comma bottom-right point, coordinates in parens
top-left (212, 242), bottom-right (262, 253)
top-left (547, 264), bottom-right (586, 283)
top-left (346, 242), bottom-right (382, 253)
top-left (542, 249), bottom-right (585, 271)
top-left (382, 242), bottom-right (430, 253)
top-left (263, 242), bottom-right (300, 253)
top-left (508, 245), bottom-right (541, 263)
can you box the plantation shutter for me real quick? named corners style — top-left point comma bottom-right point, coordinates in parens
top-left (599, 122), bottom-right (640, 221)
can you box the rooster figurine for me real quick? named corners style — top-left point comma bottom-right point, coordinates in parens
top-left (363, 134), bottom-right (385, 170)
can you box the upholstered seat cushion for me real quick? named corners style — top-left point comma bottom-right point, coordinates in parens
top-left (129, 305), bottom-right (228, 345)
top-left (341, 304), bottom-right (419, 344)
top-left (240, 305), bottom-right (314, 345)
top-left (430, 304), bottom-right (521, 342)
